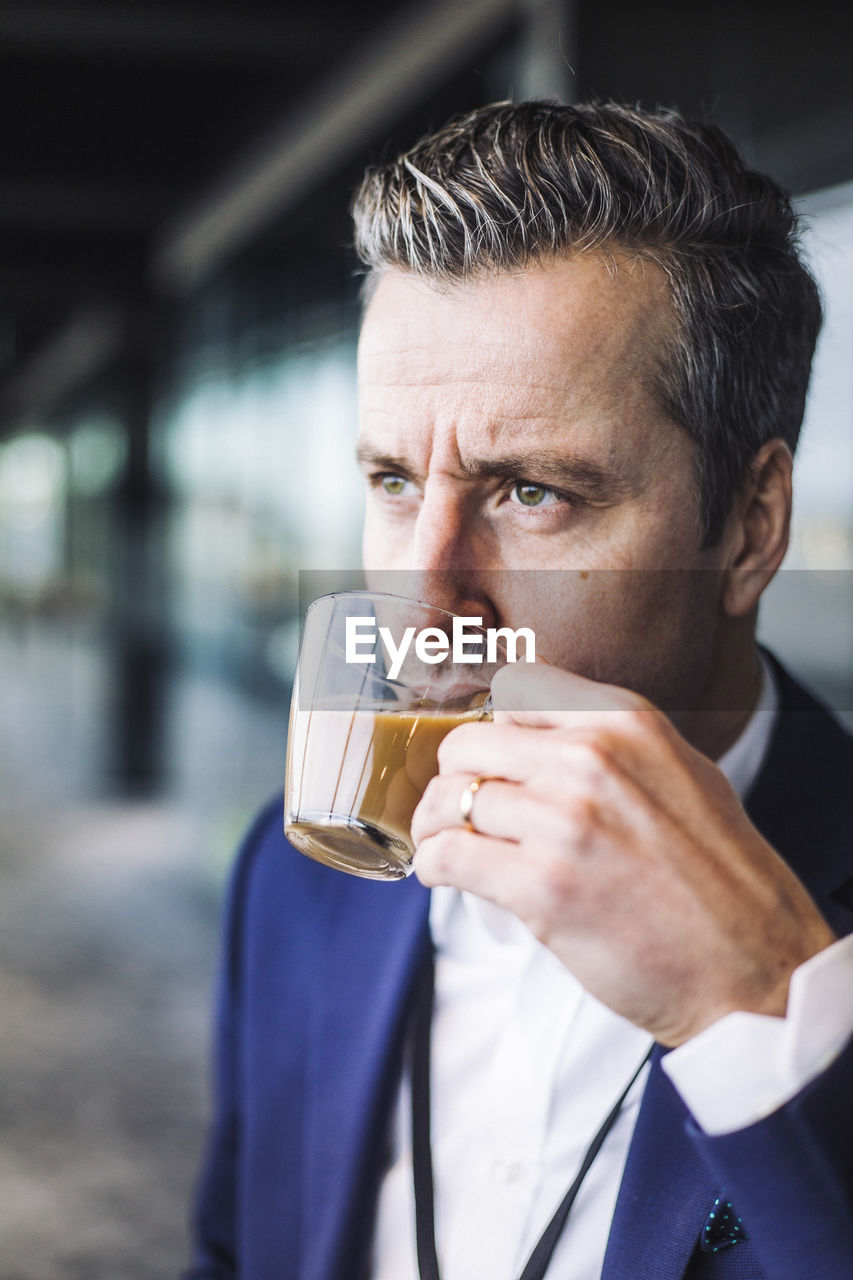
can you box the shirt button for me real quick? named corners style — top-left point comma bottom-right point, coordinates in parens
top-left (493, 1158), bottom-right (522, 1184)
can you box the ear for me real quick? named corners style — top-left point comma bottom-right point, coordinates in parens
top-left (720, 439), bottom-right (792, 618)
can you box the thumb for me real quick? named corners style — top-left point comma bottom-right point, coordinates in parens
top-left (490, 659), bottom-right (644, 728)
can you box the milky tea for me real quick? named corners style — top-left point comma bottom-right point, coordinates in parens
top-left (285, 692), bottom-right (490, 881)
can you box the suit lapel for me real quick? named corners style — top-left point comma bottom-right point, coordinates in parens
top-left (601, 1046), bottom-right (711, 1280)
top-left (302, 871), bottom-right (431, 1280)
top-left (743, 655), bottom-right (853, 934)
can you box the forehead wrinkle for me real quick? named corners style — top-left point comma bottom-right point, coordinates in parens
top-left (455, 450), bottom-right (638, 498)
top-left (358, 255), bottom-right (684, 488)
top-left (356, 431), bottom-right (640, 502)
top-left (358, 417), bottom-right (468, 480)
top-left (360, 258), bottom-right (672, 381)
top-left (359, 370), bottom-right (572, 400)
top-left (359, 339), bottom-right (514, 386)
top-left (358, 379), bottom-right (594, 441)
top-left (360, 343), bottom-right (655, 424)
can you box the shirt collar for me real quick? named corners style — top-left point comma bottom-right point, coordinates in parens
top-left (715, 650), bottom-right (778, 798)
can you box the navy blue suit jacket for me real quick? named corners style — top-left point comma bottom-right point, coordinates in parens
top-left (185, 659), bottom-right (853, 1279)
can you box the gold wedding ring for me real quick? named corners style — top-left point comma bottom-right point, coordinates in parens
top-left (459, 775), bottom-right (492, 832)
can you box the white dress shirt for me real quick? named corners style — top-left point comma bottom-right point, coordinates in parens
top-left (370, 658), bottom-right (853, 1279)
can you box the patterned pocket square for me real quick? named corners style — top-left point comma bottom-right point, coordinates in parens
top-left (700, 1190), bottom-right (749, 1254)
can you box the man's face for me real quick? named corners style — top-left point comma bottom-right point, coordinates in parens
top-left (356, 255), bottom-right (733, 717)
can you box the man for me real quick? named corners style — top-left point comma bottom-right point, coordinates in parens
top-left (185, 102), bottom-right (853, 1280)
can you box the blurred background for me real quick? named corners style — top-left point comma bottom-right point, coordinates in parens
top-left (0, 1), bottom-right (852, 1275)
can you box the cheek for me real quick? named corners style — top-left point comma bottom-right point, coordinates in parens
top-left (485, 575), bottom-right (611, 674)
top-left (526, 582), bottom-right (626, 678)
top-left (514, 571), bottom-right (722, 703)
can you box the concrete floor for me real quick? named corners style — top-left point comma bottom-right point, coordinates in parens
top-left (0, 805), bottom-right (217, 1279)
top-left (0, 620), bottom-right (289, 1278)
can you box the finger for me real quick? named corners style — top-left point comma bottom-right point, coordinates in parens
top-left (412, 772), bottom-right (529, 844)
top-left (413, 827), bottom-right (543, 918)
top-left (491, 660), bottom-right (649, 728)
top-left (488, 661), bottom-right (700, 797)
top-left (436, 721), bottom-right (559, 784)
top-left (437, 719), bottom-right (638, 797)
top-left (414, 763), bottom-right (635, 874)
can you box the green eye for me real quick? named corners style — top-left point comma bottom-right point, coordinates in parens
top-left (513, 481), bottom-right (549, 507)
top-left (381, 475), bottom-right (407, 496)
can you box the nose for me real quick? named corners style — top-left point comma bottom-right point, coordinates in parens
top-left (405, 484), bottom-right (498, 626)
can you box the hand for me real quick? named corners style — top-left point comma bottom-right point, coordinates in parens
top-left (411, 662), bottom-right (836, 1046)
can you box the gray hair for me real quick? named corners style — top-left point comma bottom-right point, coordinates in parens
top-left (352, 100), bottom-right (823, 545)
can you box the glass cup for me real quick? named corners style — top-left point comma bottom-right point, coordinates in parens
top-left (284, 591), bottom-right (504, 881)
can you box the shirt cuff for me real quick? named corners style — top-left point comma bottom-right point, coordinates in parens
top-left (661, 934), bottom-right (853, 1135)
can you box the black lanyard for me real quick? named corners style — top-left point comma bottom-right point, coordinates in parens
top-left (410, 951), bottom-right (653, 1280)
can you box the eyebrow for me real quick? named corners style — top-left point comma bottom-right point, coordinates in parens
top-left (355, 444), bottom-right (635, 502)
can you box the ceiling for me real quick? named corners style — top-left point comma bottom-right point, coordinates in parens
top-left (0, 7), bottom-right (320, 346)
top-left (0, 0), bottom-right (483, 425)
top-left (2, 0), bottom-right (852, 436)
